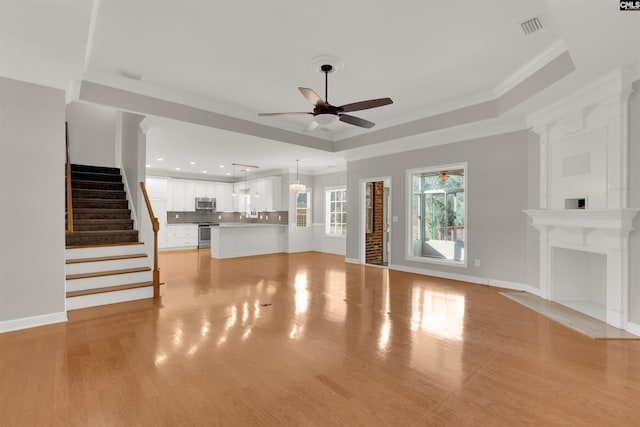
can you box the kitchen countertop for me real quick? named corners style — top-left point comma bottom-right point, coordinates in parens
top-left (217, 223), bottom-right (287, 227)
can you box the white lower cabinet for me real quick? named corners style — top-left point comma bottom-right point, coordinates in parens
top-left (166, 224), bottom-right (198, 248)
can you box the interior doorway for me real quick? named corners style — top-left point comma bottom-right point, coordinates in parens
top-left (361, 178), bottom-right (391, 266)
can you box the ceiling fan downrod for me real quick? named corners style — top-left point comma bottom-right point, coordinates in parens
top-left (321, 64), bottom-right (332, 104)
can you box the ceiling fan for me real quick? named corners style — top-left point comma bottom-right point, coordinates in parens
top-left (258, 64), bottom-right (393, 132)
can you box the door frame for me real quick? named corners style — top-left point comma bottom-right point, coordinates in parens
top-left (359, 176), bottom-right (392, 267)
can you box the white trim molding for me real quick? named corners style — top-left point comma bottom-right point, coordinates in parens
top-left (626, 322), bottom-right (640, 337)
top-left (494, 39), bottom-right (568, 98)
top-left (389, 263), bottom-right (538, 295)
top-left (0, 311), bottom-right (67, 333)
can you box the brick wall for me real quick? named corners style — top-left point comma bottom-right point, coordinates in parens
top-left (365, 181), bottom-right (384, 264)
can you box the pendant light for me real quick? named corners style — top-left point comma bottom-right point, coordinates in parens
top-left (231, 164), bottom-right (236, 196)
top-left (289, 159), bottom-right (306, 193)
top-left (255, 167), bottom-right (260, 198)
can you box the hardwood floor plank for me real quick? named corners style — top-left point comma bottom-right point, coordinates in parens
top-left (1, 249), bottom-right (639, 426)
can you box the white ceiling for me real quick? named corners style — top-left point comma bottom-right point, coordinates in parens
top-left (1, 0), bottom-right (639, 178)
top-left (143, 117), bottom-right (345, 180)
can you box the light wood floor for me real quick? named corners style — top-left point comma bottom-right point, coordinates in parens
top-left (1, 250), bottom-right (639, 426)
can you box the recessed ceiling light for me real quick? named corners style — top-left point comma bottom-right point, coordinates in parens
top-left (175, 167), bottom-right (181, 171)
top-left (146, 164), bottom-right (151, 168)
top-left (190, 161), bottom-right (196, 165)
top-left (156, 158), bottom-right (163, 162)
top-left (225, 172), bottom-right (231, 176)
top-left (219, 165), bottom-right (225, 168)
top-left (202, 170), bottom-right (207, 174)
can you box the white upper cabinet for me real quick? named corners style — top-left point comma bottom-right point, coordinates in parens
top-left (215, 183), bottom-right (233, 211)
top-left (160, 176), bottom-right (281, 212)
top-left (259, 176), bottom-right (281, 211)
top-left (169, 180), bottom-right (196, 211)
top-left (195, 182), bottom-right (216, 198)
top-left (145, 177), bottom-right (168, 200)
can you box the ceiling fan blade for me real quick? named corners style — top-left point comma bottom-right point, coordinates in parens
top-left (338, 97), bottom-right (393, 113)
top-left (339, 114), bottom-right (375, 129)
top-left (303, 121), bottom-right (319, 133)
top-left (298, 87), bottom-right (324, 106)
top-left (258, 112), bottom-right (312, 116)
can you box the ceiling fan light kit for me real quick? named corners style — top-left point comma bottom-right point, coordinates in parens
top-left (259, 61), bottom-right (393, 132)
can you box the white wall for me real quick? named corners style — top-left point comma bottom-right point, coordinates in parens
top-left (0, 77), bottom-right (66, 329)
top-left (346, 130), bottom-right (533, 287)
top-left (66, 101), bottom-right (118, 167)
top-left (629, 80), bottom-right (640, 324)
top-left (121, 112), bottom-right (145, 218)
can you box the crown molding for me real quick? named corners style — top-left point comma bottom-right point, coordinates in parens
top-left (494, 39), bottom-right (568, 98)
top-left (344, 116), bottom-right (528, 162)
top-left (526, 66), bottom-right (636, 129)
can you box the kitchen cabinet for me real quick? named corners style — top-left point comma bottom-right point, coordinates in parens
top-left (145, 177), bottom-right (168, 200)
top-left (255, 177), bottom-right (281, 211)
top-left (231, 177), bottom-right (281, 213)
top-left (195, 182), bottom-right (216, 198)
top-left (215, 183), bottom-right (233, 211)
top-left (166, 224), bottom-right (198, 248)
top-left (169, 180), bottom-right (196, 211)
top-left (158, 176), bottom-right (280, 213)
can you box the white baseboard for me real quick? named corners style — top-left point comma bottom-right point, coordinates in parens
top-left (345, 258), bottom-right (360, 265)
top-left (488, 279), bottom-right (542, 296)
top-left (625, 321), bottom-right (640, 336)
top-left (389, 263), bottom-right (538, 294)
top-left (286, 248), bottom-right (314, 254)
top-left (0, 311), bottom-right (67, 333)
top-left (390, 263), bottom-right (487, 285)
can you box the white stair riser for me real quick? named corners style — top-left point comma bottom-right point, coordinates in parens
top-left (66, 271), bottom-right (152, 292)
top-left (65, 244), bottom-right (145, 260)
top-left (66, 285), bottom-right (164, 310)
top-left (65, 257), bottom-right (149, 275)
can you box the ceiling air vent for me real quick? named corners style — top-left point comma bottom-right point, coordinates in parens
top-left (520, 17), bottom-right (543, 35)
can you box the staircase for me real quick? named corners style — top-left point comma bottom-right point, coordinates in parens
top-left (65, 164), bottom-right (161, 310)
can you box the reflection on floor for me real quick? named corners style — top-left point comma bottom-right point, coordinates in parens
top-left (501, 292), bottom-right (639, 339)
top-left (2, 250), bottom-right (640, 425)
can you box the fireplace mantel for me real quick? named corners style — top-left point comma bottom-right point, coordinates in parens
top-left (525, 209), bottom-right (639, 233)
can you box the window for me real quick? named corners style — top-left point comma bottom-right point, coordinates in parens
top-left (296, 191), bottom-right (310, 227)
top-left (326, 188), bottom-right (347, 236)
top-left (408, 165), bottom-right (466, 265)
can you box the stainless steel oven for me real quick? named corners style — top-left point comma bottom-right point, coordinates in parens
top-left (198, 224), bottom-right (212, 248)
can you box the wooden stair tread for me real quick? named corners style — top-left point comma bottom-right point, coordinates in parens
top-left (66, 230), bottom-right (138, 235)
top-left (66, 242), bottom-right (143, 249)
top-left (74, 219), bottom-right (133, 223)
top-left (66, 266), bottom-right (151, 280)
top-left (66, 282), bottom-right (161, 298)
top-left (66, 253), bottom-right (147, 264)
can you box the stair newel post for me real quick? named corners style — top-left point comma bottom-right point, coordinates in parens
top-left (140, 182), bottom-right (161, 298)
top-left (152, 216), bottom-right (160, 298)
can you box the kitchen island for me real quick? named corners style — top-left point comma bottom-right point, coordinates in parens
top-left (210, 223), bottom-right (287, 259)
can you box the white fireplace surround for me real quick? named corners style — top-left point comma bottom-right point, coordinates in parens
top-left (526, 209), bottom-right (638, 328)
top-left (525, 67), bottom-right (639, 332)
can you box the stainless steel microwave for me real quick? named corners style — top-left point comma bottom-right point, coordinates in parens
top-left (195, 197), bottom-right (216, 211)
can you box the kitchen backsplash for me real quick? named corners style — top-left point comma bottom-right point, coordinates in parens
top-left (167, 211), bottom-right (288, 225)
